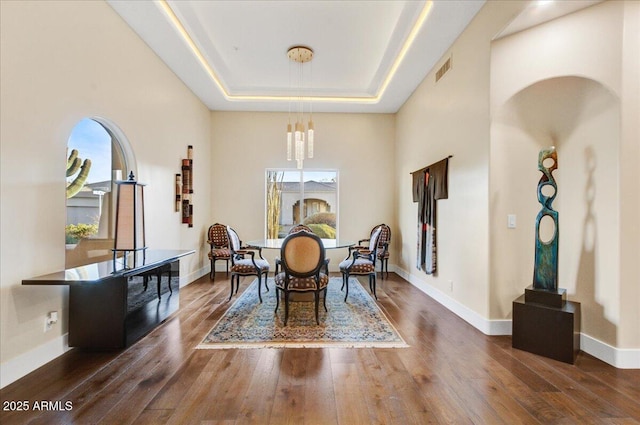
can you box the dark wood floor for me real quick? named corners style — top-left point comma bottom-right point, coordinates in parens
top-left (2, 273), bottom-right (639, 424)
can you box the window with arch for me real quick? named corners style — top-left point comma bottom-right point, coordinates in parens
top-left (65, 118), bottom-right (129, 268)
top-left (266, 169), bottom-right (338, 239)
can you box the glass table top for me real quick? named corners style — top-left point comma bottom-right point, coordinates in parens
top-left (246, 239), bottom-right (355, 249)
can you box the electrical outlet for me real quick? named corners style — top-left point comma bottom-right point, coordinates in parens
top-left (44, 311), bottom-right (58, 332)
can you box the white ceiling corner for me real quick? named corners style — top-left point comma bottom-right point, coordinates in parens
top-left (106, 0), bottom-right (599, 114)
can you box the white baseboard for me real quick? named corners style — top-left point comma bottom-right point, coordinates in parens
top-left (181, 265), bottom-right (209, 287)
top-left (394, 265), bottom-right (640, 369)
top-left (2, 264), bottom-right (210, 390)
top-left (4, 265), bottom-right (636, 390)
top-left (0, 333), bottom-right (71, 389)
top-left (581, 334), bottom-right (640, 369)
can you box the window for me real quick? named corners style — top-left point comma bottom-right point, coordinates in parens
top-left (65, 118), bottom-right (128, 268)
top-left (266, 169), bottom-right (338, 239)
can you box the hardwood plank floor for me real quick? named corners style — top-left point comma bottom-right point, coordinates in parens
top-left (1, 273), bottom-right (638, 424)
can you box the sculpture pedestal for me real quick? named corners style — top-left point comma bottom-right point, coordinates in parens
top-left (512, 286), bottom-right (581, 364)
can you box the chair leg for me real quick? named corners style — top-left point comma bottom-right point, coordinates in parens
top-left (284, 292), bottom-right (290, 325)
top-left (314, 291), bottom-right (320, 325)
top-left (323, 288), bottom-right (328, 312)
top-left (228, 275), bottom-right (235, 301)
top-left (257, 275), bottom-right (263, 303)
top-left (385, 259), bottom-right (389, 279)
top-left (371, 274), bottom-right (378, 300)
top-left (210, 258), bottom-right (215, 281)
top-left (263, 271), bottom-right (269, 292)
top-left (274, 287), bottom-right (280, 313)
top-left (344, 273), bottom-right (350, 302)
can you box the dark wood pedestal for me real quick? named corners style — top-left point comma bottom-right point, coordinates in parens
top-left (512, 286), bottom-right (581, 364)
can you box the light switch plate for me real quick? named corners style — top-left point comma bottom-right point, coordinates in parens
top-left (507, 214), bottom-right (516, 229)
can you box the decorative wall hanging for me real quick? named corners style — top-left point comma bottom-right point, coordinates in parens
top-left (178, 145), bottom-right (193, 227)
top-left (411, 155), bottom-right (451, 275)
top-left (175, 173), bottom-right (181, 212)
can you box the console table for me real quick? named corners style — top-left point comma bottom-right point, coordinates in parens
top-left (22, 249), bottom-right (194, 349)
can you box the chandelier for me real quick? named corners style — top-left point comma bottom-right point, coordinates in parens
top-left (286, 45), bottom-right (314, 169)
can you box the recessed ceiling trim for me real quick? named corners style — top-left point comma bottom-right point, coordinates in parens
top-left (159, 0), bottom-right (433, 105)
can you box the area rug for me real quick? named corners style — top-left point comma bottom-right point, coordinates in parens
top-left (197, 277), bottom-right (408, 349)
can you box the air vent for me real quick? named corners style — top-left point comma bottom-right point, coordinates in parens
top-left (435, 56), bottom-right (452, 82)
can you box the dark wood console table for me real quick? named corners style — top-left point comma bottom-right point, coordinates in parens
top-left (22, 249), bottom-right (194, 349)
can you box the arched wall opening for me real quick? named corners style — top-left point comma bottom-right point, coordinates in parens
top-left (490, 75), bottom-right (620, 346)
top-left (65, 117), bottom-right (137, 268)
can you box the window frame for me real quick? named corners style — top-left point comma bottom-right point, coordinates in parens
top-left (264, 168), bottom-right (339, 239)
top-left (65, 117), bottom-right (135, 268)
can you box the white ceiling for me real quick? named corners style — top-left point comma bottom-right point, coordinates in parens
top-left (107, 0), bottom-right (600, 114)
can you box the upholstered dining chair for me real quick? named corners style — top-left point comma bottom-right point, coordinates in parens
top-left (339, 225), bottom-right (383, 302)
top-left (275, 230), bottom-right (329, 325)
top-left (288, 223), bottom-right (313, 234)
top-left (355, 224), bottom-right (391, 279)
top-left (226, 226), bottom-right (270, 303)
top-left (274, 224), bottom-right (315, 276)
top-left (207, 223), bottom-right (231, 281)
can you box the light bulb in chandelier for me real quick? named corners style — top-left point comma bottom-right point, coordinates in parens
top-left (307, 120), bottom-right (314, 158)
top-left (295, 121), bottom-right (305, 163)
top-left (286, 123), bottom-right (292, 161)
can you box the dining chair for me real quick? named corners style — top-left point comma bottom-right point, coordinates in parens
top-left (275, 230), bottom-right (329, 325)
top-left (288, 223), bottom-right (313, 234)
top-left (339, 225), bottom-right (383, 302)
top-left (226, 226), bottom-right (270, 303)
top-left (354, 223), bottom-right (391, 279)
top-left (207, 223), bottom-right (231, 281)
top-left (274, 224), bottom-right (315, 276)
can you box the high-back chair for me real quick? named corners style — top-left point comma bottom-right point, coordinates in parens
top-left (227, 226), bottom-right (270, 303)
top-left (274, 224), bottom-right (316, 275)
top-left (275, 231), bottom-right (329, 325)
top-left (207, 223), bottom-right (231, 281)
top-left (339, 225), bottom-right (383, 301)
top-left (356, 224), bottom-right (391, 279)
top-left (288, 224), bottom-right (313, 234)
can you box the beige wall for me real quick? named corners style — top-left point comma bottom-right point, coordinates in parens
top-left (618, 0), bottom-right (640, 352)
top-left (396, 0), bottom-right (638, 361)
top-left (0, 0), bottom-right (211, 379)
top-left (490, 0), bottom-right (639, 349)
top-left (210, 111), bottom-right (396, 269)
top-left (395, 1), bottom-right (527, 320)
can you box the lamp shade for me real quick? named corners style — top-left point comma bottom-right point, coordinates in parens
top-left (114, 172), bottom-right (146, 253)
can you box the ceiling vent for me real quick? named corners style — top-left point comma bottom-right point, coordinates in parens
top-left (435, 56), bottom-right (452, 82)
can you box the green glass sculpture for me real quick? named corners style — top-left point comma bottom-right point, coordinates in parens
top-left (533, 147), bottom-right (558, 290)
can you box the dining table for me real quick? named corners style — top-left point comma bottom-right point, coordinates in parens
top-left (246, 238), bottom-right (355, 250)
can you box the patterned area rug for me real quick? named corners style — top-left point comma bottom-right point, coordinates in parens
top-left (197, 277), bottom-right (408, 349)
